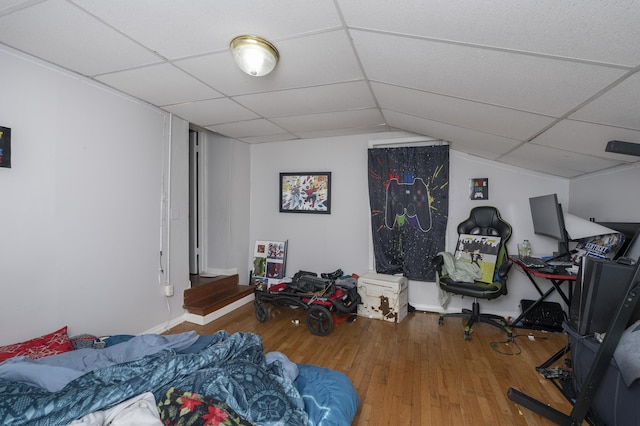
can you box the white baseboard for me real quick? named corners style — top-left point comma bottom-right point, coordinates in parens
top-left (142, 315), bottom-right (190, 335)
top-left (409, 303), bottom-right (520, 320)
top-left (183, 293), bottom-right (255, 326)
top-left (409, 303), bottom-right (446, 314)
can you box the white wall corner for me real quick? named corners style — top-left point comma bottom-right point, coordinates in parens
top-left (142, 314), bottom-right (189, 335)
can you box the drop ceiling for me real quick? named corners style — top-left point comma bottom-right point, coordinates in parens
top-left (1, 0), bottom-right (639, 178)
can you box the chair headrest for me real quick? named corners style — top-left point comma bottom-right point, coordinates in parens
top-left (457, 206), bottom-right (512, 241)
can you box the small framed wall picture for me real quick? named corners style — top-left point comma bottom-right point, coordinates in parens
top-left (0, 126), bottom-right (11, 168)
top-left (470, 178), bottom-right (488, 200)
top-left (279, 172), bottom-right (331, 214)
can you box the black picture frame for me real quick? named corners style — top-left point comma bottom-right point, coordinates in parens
top-left (0, 126), bottom-right (11, 169)
top-left (279, 172), bottom-right (331, 214)
top-left (470, 177), bottom-right (488, 200)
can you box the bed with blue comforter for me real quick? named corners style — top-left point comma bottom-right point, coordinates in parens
top-left (0, 331), bottom-right (359, 425)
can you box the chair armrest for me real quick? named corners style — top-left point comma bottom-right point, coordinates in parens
top-left (497, 260), bottom-right (513, 280)
top-left (496, 260), bottom-right (513, 295)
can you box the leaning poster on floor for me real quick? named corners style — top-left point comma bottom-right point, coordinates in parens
top-left (252, 240), bottom-right (288, 287)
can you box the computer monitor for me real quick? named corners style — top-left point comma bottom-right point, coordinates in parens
top-left (529, 194), bottom-right (570, 259)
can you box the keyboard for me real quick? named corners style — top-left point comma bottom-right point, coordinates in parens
top-left (514, 255), bottom-right (547, 268)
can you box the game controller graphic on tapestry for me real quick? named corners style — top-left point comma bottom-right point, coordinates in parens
top-left (384, 178), bottom-right (432, 232)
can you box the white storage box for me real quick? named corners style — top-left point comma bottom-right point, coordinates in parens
top-left (357, 272), bottom-right (408, 323)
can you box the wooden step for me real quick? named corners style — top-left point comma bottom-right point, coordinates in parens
top-left (183, 274), bottom-right (254, 316)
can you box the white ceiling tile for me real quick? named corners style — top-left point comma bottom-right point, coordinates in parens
top-left (0, 0), bottom-right (161, 75)
top-left (500, 143), bottom-right (625, 178)
top-left (570, 72), bottom-right (640, 130)
top-left (383, 110), bottom-right (521, 158)
top-left (206, 119), bottom-right (286, 138)
top-left (271, 109), bottom-right (384, 133)
top-left (532, 119), bottom-right (640, 162)
top-left (234, 82), bottom-right (376, 117)
top-left (371, 82), bottom-right (555, 141)
top-left (96, 64), bottom-right (222, 106)
top-left (73, 0), bottom-right (343, 59)
top-left (2, 0), bottom-right (639, 178)
top-left (174, 30), bottom-right (364, 96)
top-left (0, 0), bottom-right (37, 15)
top-left (499, 159), bottom-right (580, 179)
top-left (295, 125), bottom-right (389, 140)
top-left (238, 133), bottom-right (299, 144)
top-left (338, 0), bottom-right (640, 66)
top-left (163, 98), bottom-right (259, 126)
top-left (173, 51), bottom-right (242, 94)
top-left (352, 30), bottom-right (627, 116)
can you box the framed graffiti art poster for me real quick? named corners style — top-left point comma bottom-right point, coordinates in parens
top-left (279, 172), bottom-right (331, 214)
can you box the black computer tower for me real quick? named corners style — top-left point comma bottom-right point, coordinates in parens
top-left (569, 256), bottom-right (640, 336)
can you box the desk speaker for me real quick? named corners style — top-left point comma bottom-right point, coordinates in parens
top-left (605, 140), bottom-right (640, 157)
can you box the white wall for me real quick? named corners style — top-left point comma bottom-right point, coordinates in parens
top-left (569, 162), bottom-right (640, 222)
top-left (7, 38), bottom-right (628, 345)
top-left (249, 134), bottom-right (374, 277)
top-left (443, 151), bottom-right (571, 318)
top-left (249, 134), bottom-right (572, 319)
top-left (0, 45), bottom-right (186, 345)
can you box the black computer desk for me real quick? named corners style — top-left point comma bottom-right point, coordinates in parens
top-left (509, 256), bottom-right (577, 328)
top-left (509, 257), bottom-right (578, 368)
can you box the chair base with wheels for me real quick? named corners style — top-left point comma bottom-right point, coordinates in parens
top-left (438, 299), bottom-right (513, 341)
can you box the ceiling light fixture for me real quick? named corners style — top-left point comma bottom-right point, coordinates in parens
top-left (605, 140), bottom-right (640, 157)
top-left (230, 35), bottom-right (279, 77)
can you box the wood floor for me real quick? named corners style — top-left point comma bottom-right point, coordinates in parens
top-left (167, 302), bottom-right (577, 425)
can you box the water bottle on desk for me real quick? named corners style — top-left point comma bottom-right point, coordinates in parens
top-left (518, 240), bottom-right (531, 257)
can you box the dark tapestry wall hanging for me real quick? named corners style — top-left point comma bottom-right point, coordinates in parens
top-left (368, 145), bottom-right (449, 281)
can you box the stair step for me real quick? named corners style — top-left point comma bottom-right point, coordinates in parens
top-left (183, 274), bottom-right (254, 316)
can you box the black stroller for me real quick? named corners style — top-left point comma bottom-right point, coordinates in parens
top-left (253, 270), bottom-right (361, 336)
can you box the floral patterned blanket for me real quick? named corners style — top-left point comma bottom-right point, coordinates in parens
top-left (0, 331), bottom-right (308, 425)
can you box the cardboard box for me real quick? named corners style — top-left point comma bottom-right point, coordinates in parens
top-left (357, 272), bottom-right (408, 323)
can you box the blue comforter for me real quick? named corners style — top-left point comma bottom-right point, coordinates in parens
top-left (0, 331), bottom-right (308, 425)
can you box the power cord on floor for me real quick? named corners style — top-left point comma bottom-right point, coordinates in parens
top-left (490, 338), bottom-right (521, 355)
top-left (490, 333), bottom-right (549, 356)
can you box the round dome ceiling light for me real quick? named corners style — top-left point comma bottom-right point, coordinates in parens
top-left (230, 35), bottom-right (279, 77)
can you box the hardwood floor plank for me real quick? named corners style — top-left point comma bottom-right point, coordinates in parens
top-left (166, 303), bottom-right (579, 425)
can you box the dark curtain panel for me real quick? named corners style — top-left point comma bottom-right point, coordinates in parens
top-left (368, 145), bottom-right (449, 281)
